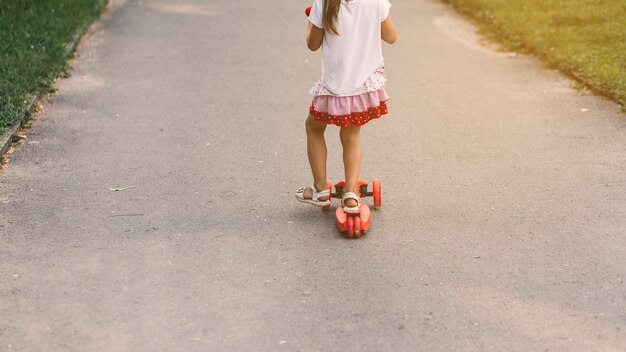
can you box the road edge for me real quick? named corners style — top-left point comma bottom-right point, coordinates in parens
top-left (0, 0), bottom-right (110, 165)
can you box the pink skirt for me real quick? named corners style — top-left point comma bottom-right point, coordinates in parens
top-left (310, 88), bottom-right (389, 127)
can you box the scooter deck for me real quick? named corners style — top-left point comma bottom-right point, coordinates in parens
top-left (335, 203), bottom-right (371, 234)
top-left (324, 178), bottom-right (380, 238)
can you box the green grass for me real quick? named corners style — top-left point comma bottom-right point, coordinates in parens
top-left (440, 0), bottom-right (626, 110)
top-left (0, 0), bottom-right (105, 134)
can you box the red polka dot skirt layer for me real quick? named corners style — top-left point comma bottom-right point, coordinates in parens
top-left (310, 101), bottom-right (389, 127)
top-left (310, 88), bottom-right (390, 127)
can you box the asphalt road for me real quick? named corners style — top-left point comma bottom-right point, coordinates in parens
top-left (1, 0), bottom-right (625, 351)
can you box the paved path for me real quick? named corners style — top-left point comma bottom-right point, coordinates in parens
top-left (1, 0), bottom-right (625, 350)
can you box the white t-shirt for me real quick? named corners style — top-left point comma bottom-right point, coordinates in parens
top-left (309, 0), bottom-right (391, 96)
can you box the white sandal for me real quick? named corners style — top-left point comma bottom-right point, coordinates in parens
top-left (295, 185), bottom-right (330, 207)
top-left (342, 192), bottom-right (361, 213)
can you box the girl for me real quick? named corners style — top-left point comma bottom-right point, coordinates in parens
top-left (296, 0), bottom-right (397, 213)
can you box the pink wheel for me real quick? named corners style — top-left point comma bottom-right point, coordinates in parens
top-left (372, 178), bottom-right (382, 209)
top-left (346, 217), bottom-right (355, 238)
top-left (322, 179), bottom-right (332, 211)
top-left (354, 216), bottom-right (361, 238)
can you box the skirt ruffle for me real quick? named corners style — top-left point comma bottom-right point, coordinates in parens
top-left (310, 88), bottom-right (389, 127)
top-left (309, 68), bottom-right (387, 96)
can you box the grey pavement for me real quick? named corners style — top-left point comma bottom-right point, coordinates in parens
top-left (1, 0), bottom-right (626, 350)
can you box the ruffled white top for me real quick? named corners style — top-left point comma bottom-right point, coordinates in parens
top-left (310, 68), bottom-right (386, 97)
top-left (308, 0), bottom-right (392, 97)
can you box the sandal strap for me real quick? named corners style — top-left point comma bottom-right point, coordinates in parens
top-left (342, 192), bottom-right (361, 205)
top-left (311, 186), bottom-right (329, 201)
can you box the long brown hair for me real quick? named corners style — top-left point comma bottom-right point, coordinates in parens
top-left (323, 0), bottom-right (343, 35)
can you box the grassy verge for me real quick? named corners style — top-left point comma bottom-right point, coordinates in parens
top-left (440, 0), bottom-right (626, 110)
top-left (0, 0), bottom-right (106, 134)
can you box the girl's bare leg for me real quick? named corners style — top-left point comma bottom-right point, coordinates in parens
top-left (340, 124), bottom-right (362, 208)
top-left (304, 113), bottom-right (329, 200)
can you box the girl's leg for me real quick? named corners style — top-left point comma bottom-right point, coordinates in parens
top-left (339, 124), bottom-right (362, 208)
top-left (304, 113), bottom-right (329, 200)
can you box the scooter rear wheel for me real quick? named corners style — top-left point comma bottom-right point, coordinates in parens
top-left (354, 216), bottom-right (361, 238)
top-left (346, 217), bottom-right (355, 238)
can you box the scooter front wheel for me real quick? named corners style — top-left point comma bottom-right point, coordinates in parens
top-left (372, 178), bottom-right (382, 209)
